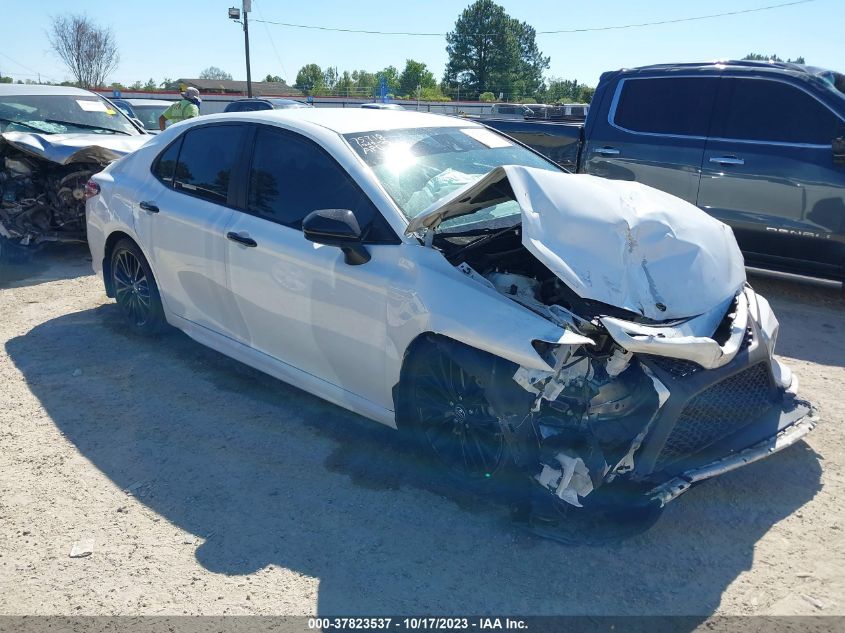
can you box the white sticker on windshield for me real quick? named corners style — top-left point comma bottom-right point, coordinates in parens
top-left (461, 127), bottom-right (513, 148)
top-left (76, 100), bottom-right (108, 112)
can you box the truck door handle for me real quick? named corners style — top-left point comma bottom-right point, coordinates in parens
top-left (710, 156), bottom-right (745, 166)
top-left (594, 146), bottom-right (620, 156)
top-left (139, 201), bottom-right (159, 213)
top-left (227, 232), bottom-right (257, 247)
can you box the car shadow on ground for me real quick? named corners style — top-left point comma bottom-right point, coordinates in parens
top-left (6, 304), bottom-right (823, 617)
top-left (0, 243), bottom-right (92, 289)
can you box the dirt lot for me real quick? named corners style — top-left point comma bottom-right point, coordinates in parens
top-left (0, 245), bottom-right (843, 617)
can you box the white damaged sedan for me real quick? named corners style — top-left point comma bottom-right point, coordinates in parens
top-left (86, 109), bottom-right (818, 533)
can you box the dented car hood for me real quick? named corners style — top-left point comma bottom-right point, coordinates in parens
top-left (0, 131), bottom-right (149, 166)
top-left (406, 166), bottom-right (746, 321)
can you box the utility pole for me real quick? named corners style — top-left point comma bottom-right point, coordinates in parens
top-left (243, 0), bottom-right (253, 97)
top-left (229, 2), bottom-right (253, 97)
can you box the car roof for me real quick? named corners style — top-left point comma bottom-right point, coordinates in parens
top-left (211, 107), bottom-right (472, 134)
top-left (0, 83), bottom-right (99, 97)
top-left (124, 98), bottom-right (174, 106)
top-left (623, 59), bottom-right (834, 77)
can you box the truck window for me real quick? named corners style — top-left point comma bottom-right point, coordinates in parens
top-left (713, 78), bottom-right (842, 145)
top-left (613, 77), bottom-right (719, 137)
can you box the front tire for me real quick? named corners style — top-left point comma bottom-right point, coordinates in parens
top-left (403, 340), bottom-right (511, 484)
top-left (110, 239), bottom-right (165, 336)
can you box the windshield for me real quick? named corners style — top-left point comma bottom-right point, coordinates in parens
top-left (131, 103), bottom-right (171, 130)
top-left (344, 126), bottom-right (560, 230)
top-left (0, 93), bottom-right (140, 135)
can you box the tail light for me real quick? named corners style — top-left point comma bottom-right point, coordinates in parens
top-left (84, 179), bottom-right (101, 200)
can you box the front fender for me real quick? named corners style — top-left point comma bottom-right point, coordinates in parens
top-left (384, 246), bottom-right (592, 395)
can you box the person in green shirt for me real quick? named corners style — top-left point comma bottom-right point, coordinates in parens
top-left (158, 87), bottom-right (201, 130)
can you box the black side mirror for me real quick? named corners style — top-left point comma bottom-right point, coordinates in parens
top-left (302, 208), bottom-right (371, 265)
top-left (833, 137), bottom-right (845, 165)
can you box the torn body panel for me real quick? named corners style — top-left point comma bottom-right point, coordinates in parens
top-left (421, 175), bottom-right (816, 515)
top-left (407, 165), bottom-right (746, 321)
top-left (0, 132), bottom-right (147, 252)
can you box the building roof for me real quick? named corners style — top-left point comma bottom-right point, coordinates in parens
top-left (176, 78), bottom-right (300, 96)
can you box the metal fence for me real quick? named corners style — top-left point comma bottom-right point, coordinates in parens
top-left (99, 91), bottom-right (495, 117)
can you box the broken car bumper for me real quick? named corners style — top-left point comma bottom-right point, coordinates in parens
top-left (647, 409), bottom-right (819, 507)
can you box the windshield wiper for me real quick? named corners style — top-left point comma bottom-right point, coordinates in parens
top-left (43, 119), bottom-right (132, 136)
top-left (0, 117), bottom-right (48, 133)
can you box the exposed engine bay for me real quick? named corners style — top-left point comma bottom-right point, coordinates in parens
top-left (0, 131), bottom-right (146, 256)
top-left (0, 149), bottom-right (95, 248)
top-left (412, 166), bottom-right (819, 528)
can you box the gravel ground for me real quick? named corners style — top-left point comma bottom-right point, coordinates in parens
top-left (0, 245), bottom-right (843, 617)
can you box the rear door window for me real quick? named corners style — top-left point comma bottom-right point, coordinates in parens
top-left (172, 124), bottom-right (247, 204)
top-left (152, 137), bottom-right (182, 185)
top-left (613, 77), bottom-right (719, 137)
top-left (246, 126), bottom-right (396, 242)
top-left (712, 78), bottom-right (842, 145)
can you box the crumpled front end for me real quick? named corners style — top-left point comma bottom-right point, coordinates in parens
top-left (518, 284), bottom-right (816, 512)
top-left (0, 132), bottom-right (146, 255)
top-left (425, 166), bottom-right (818, 518)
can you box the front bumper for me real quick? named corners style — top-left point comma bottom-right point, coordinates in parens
top-left (647, 409), bottom-right (819, 506)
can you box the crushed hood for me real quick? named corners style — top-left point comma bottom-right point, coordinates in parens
top-left (0, 131), bottom-right (150, 165)
top-left (407, 166), bottom-right (746, 320)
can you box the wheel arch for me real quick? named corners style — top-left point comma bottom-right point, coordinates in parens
top-left (102, 230), bottom-right (143, 297)
top-left (392, 331), bottom-right (533, 431)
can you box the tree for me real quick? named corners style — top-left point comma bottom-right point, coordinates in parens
top-left (160, 77), bottom-right (173, 89)
top-left (743, 53), bottom-right (805, 64)
top-left (399, 59), bottom-right (436, 97)
top-left (375, 65), bottom-right (400, 97)
top-left (479, 91), bottom-right (496, 102)
top-left (0, 75), bottom-right (12, 84)
top-left (142, 78), bottom-right (157, 91)
top-left (323, 67), bottom-right (338, 92)
top-left (352, 70), bottom-right (376, 95)
top-left (294, 64), bottom-right (324, 94)
top-left (264, 74), bottom-right (284, 83)
top-left (444, 0), bottom-right (549, 101)
top-left (199, 66), bottom-right (232, 81)
top-left (129, 80), bottom-right (143, 90)
top-left (48, 14), bottom-right (119, 88)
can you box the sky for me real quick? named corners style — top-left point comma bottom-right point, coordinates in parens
top-left (1, 0), bottom-right (842, 90)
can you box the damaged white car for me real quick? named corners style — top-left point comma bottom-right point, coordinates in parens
top-left (86, 109), bottom-right (818, 536)
top-left (0, 84), bottom-right (149, 260)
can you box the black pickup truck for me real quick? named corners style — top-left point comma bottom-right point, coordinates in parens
top-left (484, 60), bottom-right (845, 283)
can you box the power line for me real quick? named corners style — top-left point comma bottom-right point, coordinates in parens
top-left (251, 0), bottom-right (816, 36)
top-left (253, 0), bottom-right (290, 81)
top-left (0, 51), bottom-right (60, 83)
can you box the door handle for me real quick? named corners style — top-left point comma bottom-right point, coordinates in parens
top-left (594, 146), bottom-right (620, 156)
top-left (709, 156), bottom-right (745, 166)
top-left (139, 200), bottom-right (159, 213)
top-left (226, 232), bottom-right (257, 247)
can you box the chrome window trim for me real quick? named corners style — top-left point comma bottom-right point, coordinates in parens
top-left (607, 74), bottom-right (845, 146)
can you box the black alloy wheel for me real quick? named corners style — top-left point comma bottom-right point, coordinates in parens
top-left (407, 345), bottom-right (508, 481)
top-left (110, 239), bottom-right (165, 335)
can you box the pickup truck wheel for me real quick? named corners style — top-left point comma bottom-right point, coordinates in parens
top-left (404, 342), bottom-right (511, 485)
top-left (110, 239), bottom-right (165, 336)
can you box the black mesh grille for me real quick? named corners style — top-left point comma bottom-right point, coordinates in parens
top-left (655, 362), bottom-right (775, 470)
top-left (648, 356), bottom-right (704, 378)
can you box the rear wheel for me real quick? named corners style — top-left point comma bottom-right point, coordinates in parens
top-left (404, 341), bottom-right (510, 483)
top-left (110, 239), bottom-right (165, 335)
